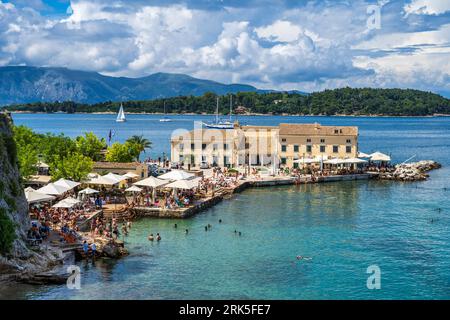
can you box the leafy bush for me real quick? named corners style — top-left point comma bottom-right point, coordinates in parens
top-left (0, 207), bottom-right (16, 254)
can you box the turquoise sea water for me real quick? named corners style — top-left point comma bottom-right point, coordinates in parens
top-left (2, 114), bottom-right (449, 300)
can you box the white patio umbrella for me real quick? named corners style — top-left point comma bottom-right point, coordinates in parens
top-left (25, 189), bottom-right (56, 204)
top-left (293, 157), bottom-right (321, 164)
top-left (370, 152), bottom-right (391, 162)
top-left (358, 151), bottom-right (371, 158)
top-left (134, 176), bottom-right (169, 188)
top-left (343, 158), bottom-right (368, 164)
top-left (86, 176), bottom-right (118, 185)
top-left (165, 179), bottom-right (199, 190)
top-left (159, 170), bottom-right (195, 181)
top-left (63, 197), bottom-right (81, 205)
top-left (78, 187), bottom-right (99, 195)
top-left (37, 183), bottom-right (70, 195)
top-left (324, 158), bottom-right (347, 165)
top-left (54, 178), bottom-right (81, 190)
top-left (103, 172), bottom-right (127, 183)
top-left (134, 176), bottom-right (168, 204)
top-left (125, 185), bottom-right (143, 192)
top-left (52, 199), bottom-right (77, 208)
top-left (124, 172), bottom-right (139, 179)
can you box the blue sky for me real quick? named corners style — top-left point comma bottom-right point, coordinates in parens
top-left (1, 0), bottom-right (449, 96)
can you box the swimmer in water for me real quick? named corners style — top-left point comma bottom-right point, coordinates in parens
top-left (185, 229), bottom-right (189, 234)
top-left (238, 232), bottom-right (242, 236)
top-left (148, 234), bottom-right (154, 241)
top-left (156, 233), bottom-right (161, 241)
top-left (219, 219), bottom-right (222, 223)
top-left (297, 255), bottom-right (312, 261)
top-left (174, 223), bottom-right (177, 228)
top-left (205, 226), bottom-right (208, 231)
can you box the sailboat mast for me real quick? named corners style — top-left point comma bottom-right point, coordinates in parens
top-left (216, 97), bottom-right (219, 123)
top-left (229, 94), bottom-right (232, 122)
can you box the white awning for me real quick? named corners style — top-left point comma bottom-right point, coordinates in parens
top-left (159, 170), bottom-right (195, 181)
top-left (54, 178), bottom-right (80, 190)
top-left (370, 152), bottom-right (391, 162)
top-left (37, 183), bottom-right (70, 195)
top-left (25, 189), bottom-right (56, 204)
top-left (52, 198), bottom-right (79, 208)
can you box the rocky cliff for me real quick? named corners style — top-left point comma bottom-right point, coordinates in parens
top-left (0, 113), bottom-right (59, 278)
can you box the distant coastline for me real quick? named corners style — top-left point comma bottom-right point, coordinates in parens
top-left (4, 87), bottom-right (449, 117)
top-left (10, 110), bottom-right (450, 118)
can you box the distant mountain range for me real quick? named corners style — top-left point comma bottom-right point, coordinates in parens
top-left (0, 66), bottom-right (282, 105)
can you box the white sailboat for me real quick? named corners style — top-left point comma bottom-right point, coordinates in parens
top-left (203, 96), bottom-right (233, 129)
top-left (159, 101), bottom-right (172, 122)
top-left (116, 103), bottom-right (126, 122)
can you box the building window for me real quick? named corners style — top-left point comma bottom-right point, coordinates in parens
top-left (294, 145), bottom-right (299, 152)
top-left (281, 138), bottom-right (286, 142)
top-left (306, 138), bottom-right (311, 143)
top-left (179, 155), bottom-right (184, 162)
top-left (202, 143), bottom-right (207, 150)
top-left (191, 143), bottom-right (195, 150)
top-left (212, 156), bottom-right (218, 165)
top-left (320, 145), bottom-right (326, 153)
top-left (224, 156), bottom-right (229, 165)
top-left (213, 143), bottom-right (218, 151)
top-left (306, 145), bottom-right (312, 153)
top-left (281, 157), bottom-right (287, 165)
top-left (293, 162), bottom-right (299, 169)
top-left (333, 145), bottom-right (339, 153)
top-left (346, 139), bottom-right (351, 143)
top-left (320, 139), bottom-right (325, 143)
top-left (346, 146), bottom-right (352, 153)
top-left (223, 143), bottom-right (229, 150)
top-left (179, 143), bottom-right (184, 152)
top-left (202, 155), bottom-right (207, 162)
top-left (281, 145), bottom-right (287, 152)
top-left (334, 129), bottom-right (339, 134)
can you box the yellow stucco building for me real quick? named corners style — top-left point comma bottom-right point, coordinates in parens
top-left (170, 122), bottom-right (358, 168)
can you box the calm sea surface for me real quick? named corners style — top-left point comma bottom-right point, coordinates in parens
top-left (2, 114), bottom-right (449, 299)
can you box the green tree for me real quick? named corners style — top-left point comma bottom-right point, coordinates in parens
top-left (12, 126), bottom-right (40, 179)
top-left (51, 152), bottom-right (93, 181)
top-left (16, 144), bottom-right (39, 180)
top-left (75, 132), bottom-right (107, 161)
top-left (105, 142), bottom-right (138, 162)
top-left (126, 135), bottom-right (152, 160)
top-left (40, 133), bottom-right (77, 169)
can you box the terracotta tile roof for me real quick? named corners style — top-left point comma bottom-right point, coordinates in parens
top-left (278, 123), bottom-right (358, 136)
top-left (93, 162), bottom-right (143, 169)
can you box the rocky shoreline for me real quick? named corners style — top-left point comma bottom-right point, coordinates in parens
top-left (378, 160), bottom-right (442, 181)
